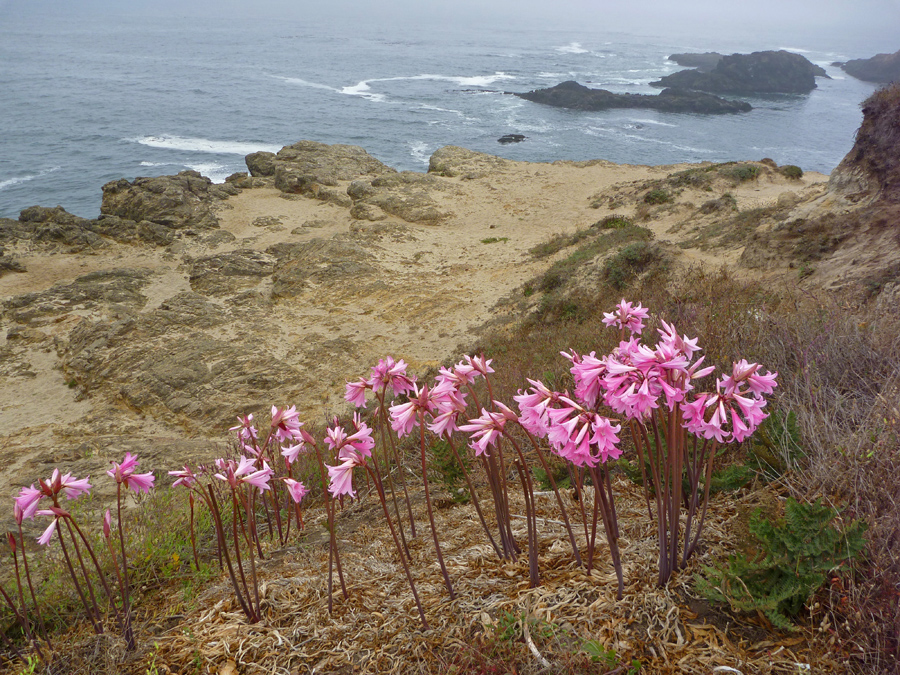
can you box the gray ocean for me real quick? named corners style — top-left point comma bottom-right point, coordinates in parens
top-left (0, 8), bottom-right (889, 219)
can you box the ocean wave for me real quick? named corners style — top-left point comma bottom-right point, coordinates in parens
top-left (555, 42), bottom-right (589, 54)
top-left (132, 136), bottom-right (282, 155)
top-left (409, 141), bottom-right (431, 164)
top-left (139, 161), bottom-right (172, 167)
top-left (185, 162), bottom-right (232, 183)
top-left (780, 47), bottom-right (811, 53)
top-left (628, 118), bottom-right (678, 127)
top-left (0, 166), bottom-right (60, 191)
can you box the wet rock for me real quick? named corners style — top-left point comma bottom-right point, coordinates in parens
top-left (669, 51), bottom-right (829, 78)
top-left (188, 249), bottom-right (276, 296)
top-left (100, 170), bottom-right (237, 230)
top-left (498, 134), bottom-right (526, 144)
top-left (651, 50), bottom-right (821, 94)
top-left (513, 81), bottom-right (751, 113)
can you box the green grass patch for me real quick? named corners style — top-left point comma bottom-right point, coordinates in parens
top-left (481, 236), bottom-right (509, 244)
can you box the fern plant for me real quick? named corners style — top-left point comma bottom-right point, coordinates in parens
top-left (695, 497), bottom-right (866, 629)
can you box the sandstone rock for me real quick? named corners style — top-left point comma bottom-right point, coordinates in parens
top-left (347, 171), bottom-right (453, 225)
top-left (245, 151), bottom-right (277, 177)
top-left (188, 249), bottom-right (276, 296)
top-left (100, 170), bottom-right (237, 230)
top-left (1, 207), bottom-right (109, 253)
top-left (269, 238), bottom-right (375, 298)
top-left (3, 268), bottom-right (151, 324)
top-left (651, 50), bottom-right (821, 94)
top-left (513, 81), bottom-right (752, 113)
top-left (428, 146), bottom-right (516, 178)
top-left (61, 317), bottom-right (303, 431)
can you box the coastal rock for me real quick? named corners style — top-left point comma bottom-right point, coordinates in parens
top-left (669, 52), bottom-right (829, 78)
top-left (188, 249), bottom-right (277, 296)
top-left (2, 207), bottom-right (109, 253)
top-left (651, 50), bottom-right (821, 94)
top-left (3, 268), bottom-right (151, 325)
top-left (269, 239), bottom-right (376, 299)
top-left (61, 317), bottom-right (303, 431)
top-left (513, 80), bottom-right (752, 114)
top-left (245, 151), bottom-right (277, 177)
top-left (741, 84), bottom-right (900, 290)
top-left (829, 84), bottom-right (900, 203)
top-left (89, 216), bottom-right (176, 247)
top-left (498, 134), bottom-right (526, 144)
top-left (100, 170), bottom-right (237, 230)
top-left (839, 49), bottom-right (900, 83)
top-left (428, 146), bottom-right (517, 178)
top-left (347, 172), bottom-right (453, 225)
top-left (260, 141), bottom-right (396, 205)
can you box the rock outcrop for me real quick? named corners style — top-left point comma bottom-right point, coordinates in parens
top-left (669, 51), bottom-right (828, 78)
top-left (347, 172), bottom-right (453, 225)
top-left (838, 49), bottom-right (900, 83)
top-left (652, 50), bottom-right (822, 94)
top-left (101, 170), bottom-right (238, 231)
top-left (512, 81), bottom-right (751, 114)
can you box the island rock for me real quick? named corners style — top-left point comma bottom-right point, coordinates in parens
top-left (512, 80), bottom-right (751, 114)
top-left (652, 50), bottom-right (822, 94)
top-left (838, 49), bottom-right (900, 83)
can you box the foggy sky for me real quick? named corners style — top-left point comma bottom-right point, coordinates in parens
top-left (3, 0), bottom-right (899, 48)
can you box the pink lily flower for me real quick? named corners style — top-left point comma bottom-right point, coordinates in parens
top-left (602, 299), bottom-right (650, 335)
top-left (283, 478), bottom-right (308, 504)
top-left (230, 414), bottom-right (258, 442)
top-left (345, 378), bottom-right (371, 408)
top-left (327, 459), bottom-right (357, 499)
top-left (271, 405), bottom-right (303, 443)
top-left (168, 466), bottom-right (197, 488)
top-left (108, 452), bottom-right (156, 494)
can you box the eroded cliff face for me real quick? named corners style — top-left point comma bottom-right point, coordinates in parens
top-left (740, 84), bottom-right (900, 291)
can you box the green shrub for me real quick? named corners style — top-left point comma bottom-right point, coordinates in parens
top-left (695, 498), bottom-right (867, 629)
top-left (780, 165), bottom-right (804, 179)
top-left (604, 241), bottom-right (663, 289)
top-left (594, 214), bottom-right (633, 229)
top-left (720, 164), bottom-right (761, 183)
top-left (643, 189), bottom-right (672, 205)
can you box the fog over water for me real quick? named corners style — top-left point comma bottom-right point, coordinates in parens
top-left (0, 0), bottom-right (895, 217)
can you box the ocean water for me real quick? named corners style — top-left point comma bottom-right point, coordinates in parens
top-left (0, 10), bottom-right (887, 219)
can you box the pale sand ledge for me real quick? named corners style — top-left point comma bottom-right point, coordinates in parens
top-left (0, 152), bottom-right (828, 502)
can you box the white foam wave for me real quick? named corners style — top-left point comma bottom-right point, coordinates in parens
top-left (780, 47), bottom-right (811, 53)
top-left (555, 42), bottom-right (589, 54)
top-left (0, 166), bottom-right (60, 191)
top-left (409, 141), bottom-right (431, 164)
top-left (398, 72), bottom-right (516, 87)
top-left (273, 75), bottom-right (338, 92)
top-left (139, 161), bottom-right (171, 167)
top-left (133, 136), bottom-right (282, 155)
top-left (628, 118), bottom-right (677, 127)
top-left (339, 81), bottom-right (388, 102)
top-left (185, 162), bottom-right (231, 183)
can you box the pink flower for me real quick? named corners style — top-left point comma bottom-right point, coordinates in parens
top-left (369, 357), bottom-right (416, 396)
top-left (37, 512), bottom-right (59, 546)
top-left (283, 478), bottom-right (308, 504)
top-left (602, 299), bottom-right (650, 335)
top-left (327, 459), bottom-right (357, 499)
top-left (271, 405), bottom-right (303, 443)
top-left (389, 384), bottom-right (437, 438)
top-left (681, 382), bottom-right (769, 444)
top-left (459, 403), bottom-right (515, 457)
top-left (108, 452), bottom-right (155, 494)
top-left (103, 509), bottom-right (112, 539)
top-left (720, 359), bottom-right (778, 396)
top-left (514, 379), bottom-right (560, 438)
top-left (463, 354), bottom-right (494, 377)
top-left (564, 350), bottom-right (607, 409)
top-left (281, 441), bottom-right (306, 465)
top-left (545, 398), bottom-right (622, 467)
top-left (168, 466), bottom-right (197, 489)
top-left (15, 484), bottom-right (44, 521)
top-left (230, 414), bottom-right (258, 442)
top-left (345, 378), bottom-right (372, 408)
